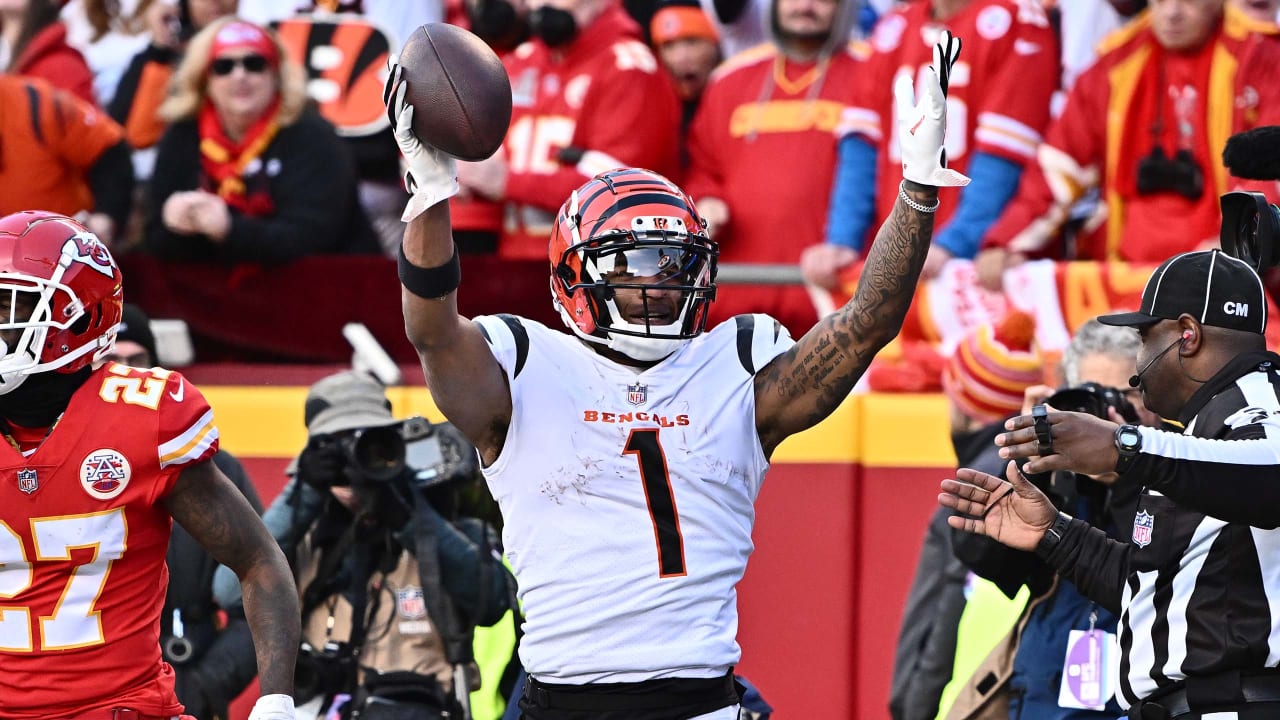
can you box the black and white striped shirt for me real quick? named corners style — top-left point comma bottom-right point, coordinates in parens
top-left (1046, 351), bottom-right (1280, 708)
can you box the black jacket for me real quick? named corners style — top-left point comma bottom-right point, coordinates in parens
top-left (143, 108), bottom-right (380, 264)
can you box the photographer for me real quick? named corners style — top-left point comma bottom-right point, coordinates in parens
top-left (947, 319), bottom-right (1159, 720)
top-left (278, 371), bottom-right (512, 720)
top-left (941, 249), bottom-right (1280, 718)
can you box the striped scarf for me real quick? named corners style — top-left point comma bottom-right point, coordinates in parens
top-left (197, 97), bottom-right (281, 216)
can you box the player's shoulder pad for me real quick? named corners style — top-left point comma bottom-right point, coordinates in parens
top-left (100, 362), bottom-right (179, 398)
top-left (104, 361), bottom-right (168, 377)
top-left (731, 314), bottom-right (792, 375)
top-left (475, 314), bottom-right (531, 379)
top-left (710, 42), bottom-right (777, 82)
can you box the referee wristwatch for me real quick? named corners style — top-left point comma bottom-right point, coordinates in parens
top-left (1114, 424), bottom-right (1143, 475)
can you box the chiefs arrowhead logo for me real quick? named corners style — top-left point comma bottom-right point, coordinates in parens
top-left (59, 228), bottom-right (116, 279)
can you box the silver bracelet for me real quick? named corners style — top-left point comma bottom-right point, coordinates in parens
top-left (898, 181), bottom-right (940, 214)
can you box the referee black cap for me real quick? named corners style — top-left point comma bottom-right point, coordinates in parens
top-left (1098, 249), bottom-right (1266, 334)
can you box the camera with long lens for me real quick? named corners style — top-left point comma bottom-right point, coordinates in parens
top-left (1044, 382), bottom-right (1139, 425)
top-left (1220, 191), bottom-right (1280, 271)
top-left (302, 417), bottom-right (478, 490)
top-left (1136, 146), bottom-right (1204, 200)
top-left (293, 641), bottom-right (356, 703)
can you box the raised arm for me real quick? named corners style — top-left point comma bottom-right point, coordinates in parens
top-left (386, 61), bottom-right (512, 464)
top-left (755, 32), bottom-right (970, 455)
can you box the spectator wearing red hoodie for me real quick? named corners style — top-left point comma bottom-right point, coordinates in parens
top-left (1, 0), bottom-right (96, 104)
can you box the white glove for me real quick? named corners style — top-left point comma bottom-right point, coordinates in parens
top-left (247, 693), bottom-right (295, 720)
top-left (895, 31), bottom-right (970, 187)
top-left (382, 56), bottom-right (459, 221)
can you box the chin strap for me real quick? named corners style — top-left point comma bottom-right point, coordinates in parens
top-left (606, 333), bottom-right (689, 362)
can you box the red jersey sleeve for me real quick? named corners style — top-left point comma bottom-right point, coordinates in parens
top-left (504, 41), bottom-right (681, 208)
top-left (983, 59), bottom-right (1108, 253)
top-left (838, 34), bottom-right (889, 143)
top-left (155, 370), bottom-right (219, 480)
top-left (970, 3), bottom-right (1060, 165)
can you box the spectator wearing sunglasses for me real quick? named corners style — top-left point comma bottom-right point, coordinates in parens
top-left (106, 0), bottom-right (239, 165)
top-left (143, 17), bottom-right (379, 264)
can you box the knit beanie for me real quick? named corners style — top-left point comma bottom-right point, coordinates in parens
top-left (942, 311), bottom-right (1043, 423)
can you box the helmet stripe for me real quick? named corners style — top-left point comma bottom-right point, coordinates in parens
top-left (586, 193), bottom-right (693, 238)
top-left (575, 177), bottom-right (676, 222)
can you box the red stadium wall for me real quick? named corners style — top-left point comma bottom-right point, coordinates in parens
top-left (201, 377), bottom-right (955, 720)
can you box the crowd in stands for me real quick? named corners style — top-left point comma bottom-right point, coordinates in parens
top-left (4, 1), bottom-right (1280, 717)
top-left (0, 0), bottom-right (1277, 349)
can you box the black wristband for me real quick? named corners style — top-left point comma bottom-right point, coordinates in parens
top-left (399, 242), bottom-right (461, 299)
top-left (1035, 511), bottom-right (1073, 559)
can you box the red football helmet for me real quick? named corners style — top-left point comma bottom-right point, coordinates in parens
top-left (549, 169), bottom-right (718, 361)
top-left (0, 212), bottom-right (123, 394)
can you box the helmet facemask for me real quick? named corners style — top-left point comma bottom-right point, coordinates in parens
top-left (0, 266), bottom-right (110, 396)
top-left (554, 208), bottom-right (717, 362)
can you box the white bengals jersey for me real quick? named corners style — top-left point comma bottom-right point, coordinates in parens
top-left (475, 313), bottom-right (793, 683)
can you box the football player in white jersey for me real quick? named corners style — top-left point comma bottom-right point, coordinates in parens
top-left (383, 31), bottom-right (969, 720)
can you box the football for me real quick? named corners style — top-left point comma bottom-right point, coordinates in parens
top-left (397, 23), bottom-right (512, 162)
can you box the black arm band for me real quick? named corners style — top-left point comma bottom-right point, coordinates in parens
top-left (398, 242), bottom-right (461, 299)
top-left (1035, 511), bottom-right (1073, 559)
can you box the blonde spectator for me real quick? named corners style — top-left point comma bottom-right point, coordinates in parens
top-left (143, 17), bottom-right (378, 263)
top-left (108, 0), bottom-right (236, 159)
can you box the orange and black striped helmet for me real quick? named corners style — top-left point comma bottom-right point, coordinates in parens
top-left (550, 169), bottom-right (718, 361)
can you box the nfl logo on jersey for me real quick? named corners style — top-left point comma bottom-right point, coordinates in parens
top-left (1133, 510), bottom-right (1155, 548)
top-left (16, 468), bottom-right (37, 495)
top-left (627, 382), bottom-right (648, 406)
top-left (396, 586), bottom-right (427, 620)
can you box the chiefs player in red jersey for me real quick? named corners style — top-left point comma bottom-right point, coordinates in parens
top-left (0, 212), bottom-right (299, 720)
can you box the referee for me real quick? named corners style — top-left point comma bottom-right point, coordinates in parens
top-left (939, 249), bottom-right (1280, 720)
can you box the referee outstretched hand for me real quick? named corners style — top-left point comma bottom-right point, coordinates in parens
top-left (940, 461), bottom-right (1057, 551)
top-left (996, 407), bottom-right (1122, 476)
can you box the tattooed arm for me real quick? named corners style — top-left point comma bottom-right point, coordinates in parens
top-left (164, 460), bottom-right (299, 696)
top-left (754, 31), bottom-right (968, 457)
top-left (755, 184), bottom-right (936, 455)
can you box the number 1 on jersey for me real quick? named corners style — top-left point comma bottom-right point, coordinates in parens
top-left (623, 429), bottom-right (687, 577)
